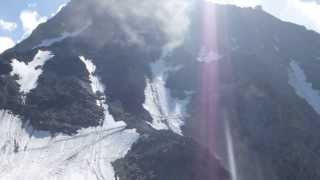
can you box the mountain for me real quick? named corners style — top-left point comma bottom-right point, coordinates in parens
top-left (0, 0), bottom-right (320, 179)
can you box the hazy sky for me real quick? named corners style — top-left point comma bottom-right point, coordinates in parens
top-left (210, 0), bottom-right (320, 32)
top-left (0, 0), bottom-right (319, 53)
top-left (0, 0), bottom-right (68, 53)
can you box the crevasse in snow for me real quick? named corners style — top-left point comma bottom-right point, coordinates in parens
top-left (289, 61), bottom-right (320, 114)
top-left (10, 50), bottom-right (54, 94)
top-left (0, 110), bottom-right (139, 180)
top-left (143, 60), bottom-right (190, 135)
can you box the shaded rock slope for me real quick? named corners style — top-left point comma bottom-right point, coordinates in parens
top-left (0, 0), bottom-right (320, 179)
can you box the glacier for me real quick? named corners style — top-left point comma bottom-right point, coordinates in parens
top-left (0, 110), bottom-right (139, 180)
top-left (0, 56), bottom-right (140, 180)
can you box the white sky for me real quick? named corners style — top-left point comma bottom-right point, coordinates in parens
top-left (209, 0), bottom-right (320, 33)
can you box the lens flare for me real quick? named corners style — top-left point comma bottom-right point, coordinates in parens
top-left (197, 1), bottom-right (238, 179)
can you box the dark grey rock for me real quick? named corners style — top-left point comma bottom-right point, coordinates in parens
top-left (113, 130), bottom-right (230, 180)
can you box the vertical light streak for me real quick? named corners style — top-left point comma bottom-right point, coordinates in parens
top-left (198, 1), bottom-right (238, 179)
top-left (198, 0), bottom-right (219, 154)
top-left (225, 119), bottom-right (238, 180)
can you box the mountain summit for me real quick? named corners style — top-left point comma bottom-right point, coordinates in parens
top-left (0, 0), bottom-right (320, 179)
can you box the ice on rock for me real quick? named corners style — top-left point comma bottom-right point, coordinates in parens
top-left (33, 22), bottom-right (91, 49)
top-left (143, 60), bottom-right (190, 135)
top-left (80, 56), bottom-right (125, 128)
top-left (80, 56), bottom-right (105, 95)
top-left (289, 61), bottom-right (320, 115)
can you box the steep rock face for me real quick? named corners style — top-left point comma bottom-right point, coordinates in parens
top-left (113, 131), bottom-right (230, 180)
top-left (0, 0), bottom-right (166, 132)
top-left (166, 3), bottom-right (320, 180)
top-left (0, 0), bottom-right (320, 180)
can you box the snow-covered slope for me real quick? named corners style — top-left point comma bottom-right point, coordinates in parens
top-left (0, 55), bottom-right (139, 180)
top-left (0, 109), bottom-right (138, 180)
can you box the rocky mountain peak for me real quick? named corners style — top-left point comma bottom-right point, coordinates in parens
top-left (0, 0), bottom-right (320, 179)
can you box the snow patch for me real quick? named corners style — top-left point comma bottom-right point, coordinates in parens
top-left (10, 50), bottom-right (54, 95)
top-left (0, 109), bottom-right (139, 180)
top-left (80, 56), bottom-right (104, 95)
top-left (289, 61), bottom-right (320, 114)
top-left (33, 22), bottom-right (91, 49)
top-left (80, 56), bottom-right (124, 128)
top-left (143, 60), bottom-right (190, 135)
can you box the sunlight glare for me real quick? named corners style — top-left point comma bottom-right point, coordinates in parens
top-left (206, 0), bottom-right (261, 7)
